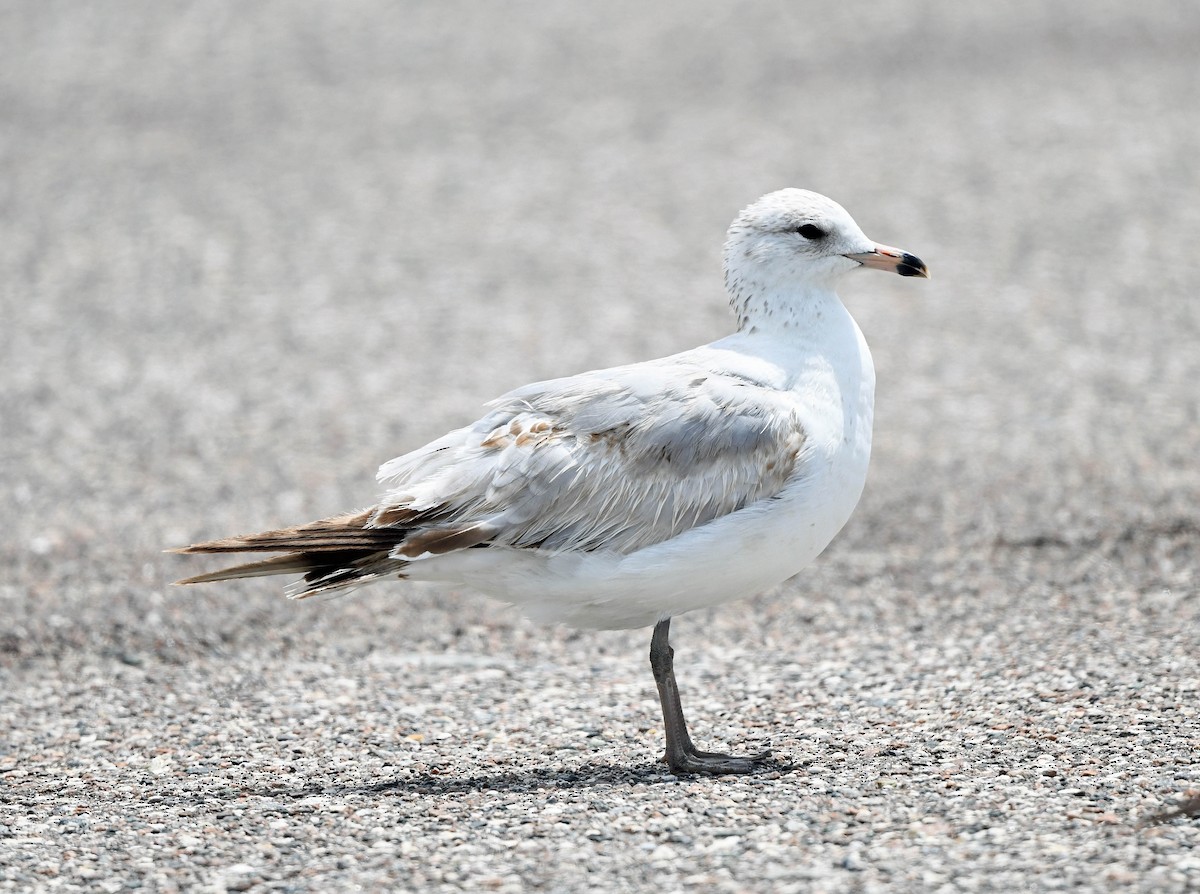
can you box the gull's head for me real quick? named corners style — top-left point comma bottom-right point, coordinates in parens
top-left (723, 189), bottom-right (927, 325)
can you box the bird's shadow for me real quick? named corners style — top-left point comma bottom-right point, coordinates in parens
top-left (352, 763), bottom-right (675, 796)
top-left (209, 757), bottom-right (795, 804)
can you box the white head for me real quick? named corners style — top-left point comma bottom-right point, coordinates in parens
top-left (723, 189), bottom-right (927, 329)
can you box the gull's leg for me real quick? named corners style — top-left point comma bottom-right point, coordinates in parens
top-left (648, 618), bottom-right (772, 775)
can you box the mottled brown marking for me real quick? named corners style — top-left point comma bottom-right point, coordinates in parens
top-left (373, 504), bottom-right (421, 526)
top-left (480, 430), bottom-right (509, 449)
top-left (398, 525), bottom-right (495, 557)
top-left (514, 427), bottom-right (556, 448)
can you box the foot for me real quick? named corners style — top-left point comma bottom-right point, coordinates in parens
top-left (664, 745), bottom-right (774, 776)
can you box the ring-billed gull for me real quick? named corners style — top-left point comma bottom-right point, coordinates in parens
top-left (175, 189), bottom-right (928, 775)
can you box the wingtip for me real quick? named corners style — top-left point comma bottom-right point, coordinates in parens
top-left (172, 572), bottom-right (214, 585)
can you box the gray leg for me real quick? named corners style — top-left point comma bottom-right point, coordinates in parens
top-left (649, 618), bottom-right (772, 775)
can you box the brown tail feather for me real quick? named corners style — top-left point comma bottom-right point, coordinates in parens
top-left (170, 510), bottom-right (396, 555)
top-left (175, 552), bottom-right (324, 585)
top-left (172, 509), bottom-right (407, 594)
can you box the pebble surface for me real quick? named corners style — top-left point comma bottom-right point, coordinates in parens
top-left (3, 1), bottom-right (1200, 891)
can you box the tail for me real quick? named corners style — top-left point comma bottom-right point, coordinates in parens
top-left (171, 509), bottom-right (408, 598)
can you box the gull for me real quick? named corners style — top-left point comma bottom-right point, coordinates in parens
top-left (175, 189), bottom-right (928, 775)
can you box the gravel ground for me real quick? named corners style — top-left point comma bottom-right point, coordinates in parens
top-left (3, 2), bottom-right (1200, 891)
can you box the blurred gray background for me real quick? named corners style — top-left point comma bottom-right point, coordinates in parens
top-left (2, 2), bottom-right (1198, 891)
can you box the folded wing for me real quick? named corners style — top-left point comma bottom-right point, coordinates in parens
top-left (375, 359), bottom-right (808, 557)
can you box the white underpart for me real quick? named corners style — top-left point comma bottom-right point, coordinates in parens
top-left (376, 189), bottom-right (881, 630)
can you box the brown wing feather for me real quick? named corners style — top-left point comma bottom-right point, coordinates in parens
top-left (172, 509), bottom-right (408, 593)
top-left (172, 510), bottom-right (391, 554)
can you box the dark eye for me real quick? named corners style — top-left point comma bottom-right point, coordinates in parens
top-left (797, 224), bottom-right (826, 240)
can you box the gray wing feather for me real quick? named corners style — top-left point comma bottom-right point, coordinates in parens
top-left (374, 360), bottom-right (807, 555)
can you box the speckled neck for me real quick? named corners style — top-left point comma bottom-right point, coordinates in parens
top-left (724, 270), bottom-right (845, 335)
